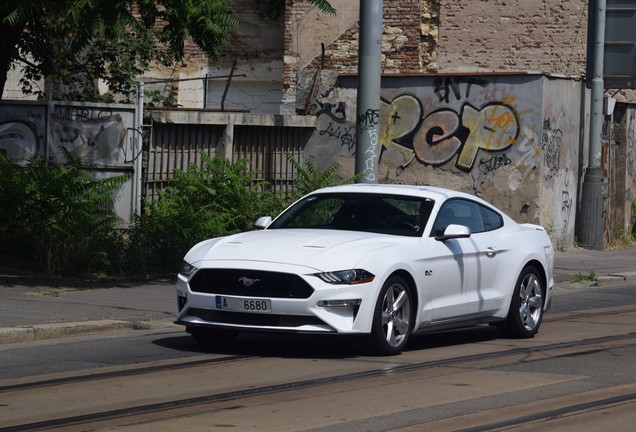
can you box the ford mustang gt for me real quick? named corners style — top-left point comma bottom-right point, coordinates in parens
top-left (175, 184), bottom-right (555, 355)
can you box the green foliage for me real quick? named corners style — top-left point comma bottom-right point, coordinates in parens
top-left (265, 0), bottom-right (336, 21)
top-left (125, 153), bottom-right (286, 273)
top-left (144, 85), bottom-right (179, 107)
top-left (0, 150), bottom-right (348, 277)
top-left (571, 271), bottom-right (598, 283)
top-left (3, 0), bottom-right (239, 101)
top-left (287, 156), bottom-right (357, 200)
top-left (1, 0), bottom-right (336, 100)
top-left (0, 151), bottom-right (129, 275)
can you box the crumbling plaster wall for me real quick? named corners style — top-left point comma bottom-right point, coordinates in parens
top-left (284, 0), bottom-right (436, 114)
top-left (437, 0), bottom-right (588, 76)
top-left (305, 74), bottom-right (583, 244)
top-left (611, 103), bottom-right (636, 238)
top-left (173, 0), bottom-right (285, 111)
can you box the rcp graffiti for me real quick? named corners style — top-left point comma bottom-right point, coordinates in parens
top-left (413, 102), bottom-right (520, 171)
top-left (310, 85), bottom-right (526, 174)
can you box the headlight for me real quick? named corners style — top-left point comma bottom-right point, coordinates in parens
top-left (180, 261), bottom-right (198, 277)
top-left (314, 269), bottom-right (375, 285)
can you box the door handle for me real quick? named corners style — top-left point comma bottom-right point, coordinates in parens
top-left (486, 247), bottom-right (497, 257)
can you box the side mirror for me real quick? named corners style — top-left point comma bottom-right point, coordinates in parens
top-left (434, 224), bottom-right (471, 241)
top-left (254, 216), bottom-right (272, 230)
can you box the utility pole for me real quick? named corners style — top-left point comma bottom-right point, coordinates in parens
top-left (580, 0), bottom-right (606, 250)
top-left (355, 0), bottom-right (383, 183)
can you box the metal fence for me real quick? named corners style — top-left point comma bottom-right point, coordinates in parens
top-left (144, 120), bottom-right (313, 202)
top-left (232, 125), bottom-right (310, 190)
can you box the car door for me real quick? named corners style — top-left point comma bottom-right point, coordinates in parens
top-left (426, 199), bottom-right (500, 321)
top-left (464, 203), bottom-right (503, 314)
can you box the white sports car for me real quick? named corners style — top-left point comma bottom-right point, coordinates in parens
top-left (175, 184), bottom-right (555, 355)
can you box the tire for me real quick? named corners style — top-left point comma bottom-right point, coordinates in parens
top-left (370, 275), bottom-right (413, 355)
top-left (187, 326), bottom-right (238, 347)
top-left (497, 265), bottom-right (544, 338)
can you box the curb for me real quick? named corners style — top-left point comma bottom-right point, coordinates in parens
top-left (0, 320), bottom-right (144, 345)
top-left (554, 271), bottom-right (636, 289)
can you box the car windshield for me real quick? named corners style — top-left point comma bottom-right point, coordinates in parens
top-left (268, 193), bottom-right (434, 237)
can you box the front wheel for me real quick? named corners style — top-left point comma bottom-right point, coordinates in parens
top-left (497, 266), bottom-right (544, 338)
top-left (370, 275), bottom-right (413, 355)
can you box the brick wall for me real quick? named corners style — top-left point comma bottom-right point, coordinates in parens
top-left (284, 0), bottom-right (587, 81)
top-left (302, 0), bottom-right (430, 74)
top-left (437, 0), bottom-right (588, 75)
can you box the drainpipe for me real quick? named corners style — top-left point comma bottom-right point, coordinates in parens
top-left (134, 82), bottom-right (144, 218)
top-left (579, 0), bottom-right (606, 250)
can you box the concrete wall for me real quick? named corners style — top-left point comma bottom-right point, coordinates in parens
top-left (305, 73), bottom-right (585, 247)
top-left (610, 103), bottom-right (636, 239)
top-left (0, 101), bottom-right (140, 225)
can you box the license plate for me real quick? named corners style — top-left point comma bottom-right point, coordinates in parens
top-left (215, 295), bottom-right (272, 313)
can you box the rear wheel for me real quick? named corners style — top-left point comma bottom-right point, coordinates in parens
top-left (497, 266), bottom-right (544, 338)
top-left (187, 326), bottom-right (238, 347)
top-left (370, 275), bottom-right (413, 355)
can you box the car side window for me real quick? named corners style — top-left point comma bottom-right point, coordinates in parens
top-left (431, 199), bottom-right (494, 236)
top-left (479, 204), bottom-right (504, 231)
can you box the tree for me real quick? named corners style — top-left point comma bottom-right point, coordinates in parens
top-left (0, 0), bottom-right (335, 101)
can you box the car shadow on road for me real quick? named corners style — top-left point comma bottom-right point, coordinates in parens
top-left (405, 325), bottom-right (501, 352)
top-left (153, 325), bottom-right (502, 359)
top-left (152, 332), bottom-right (362, 359)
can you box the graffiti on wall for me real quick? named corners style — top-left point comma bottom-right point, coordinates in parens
top-left (412, 102), bottom-right (519, 170)
top-left (0, 120), bottom-right (42, 163)
top-left (0, 103), bottom-right (131, 166)
top-left (357, 108), bottom-right (380, 181)
top-left (309, 76), bottom-right (542, 180)
top-left (0, 107), bottom-right (46, 163)
top-left (627, 108), bottom-right (636, 204)
top-left (307, 75), bottom-right (583, 250)
top-left (540, 106), bottom-right (576, 249)
top-left (542, 118), bottom-right (563, 181)
top-left (0, 102), bottom-right (137, 224)
top-left (50, 105), bottom-right (128, 165)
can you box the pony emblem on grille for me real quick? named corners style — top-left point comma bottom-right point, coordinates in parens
top-left (238, 276), bottom-right (260, 287)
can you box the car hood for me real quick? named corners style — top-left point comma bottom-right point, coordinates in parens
top-left (184, 229), bottom-right (402, 271)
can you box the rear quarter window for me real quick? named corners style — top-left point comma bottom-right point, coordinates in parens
top-left (480, 205), bottom-right (503, 231)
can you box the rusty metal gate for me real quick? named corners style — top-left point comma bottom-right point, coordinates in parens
top-left (145, 123), bottom-right (224, 202)
top-left (232, 125), bottom-right (309, 191)
top-left (145, 122), bottom-right (311, 201)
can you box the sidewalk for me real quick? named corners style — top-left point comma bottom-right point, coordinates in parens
top-left (0, 276), bottom-right (177, 344)
top-left (1, 245), bottom-right (635, 345)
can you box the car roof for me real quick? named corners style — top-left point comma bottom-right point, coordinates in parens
top-left (310, 183), bottom-right (482, 204)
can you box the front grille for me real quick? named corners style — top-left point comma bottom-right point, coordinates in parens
top-left (188, 308), bottom-right (326, 328)
top-left (189, 269), bottom-right (315, 299)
